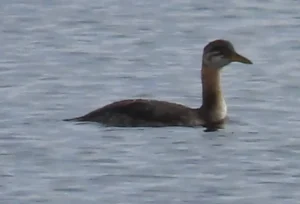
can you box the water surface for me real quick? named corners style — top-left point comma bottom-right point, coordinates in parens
top-left (1, 0), bottom-right (300, 203)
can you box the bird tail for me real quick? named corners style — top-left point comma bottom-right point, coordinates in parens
top-left (63, 116), bottom-right (84, 122)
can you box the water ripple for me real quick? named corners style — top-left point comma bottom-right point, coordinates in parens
top-left (0, 0), bottom-right (300, 203)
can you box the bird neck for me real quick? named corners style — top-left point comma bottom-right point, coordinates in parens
top-left (200, 64), bottom-right (227, 120)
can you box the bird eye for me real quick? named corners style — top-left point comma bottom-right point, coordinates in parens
top-left (210, 51), bottom-right (224, 59)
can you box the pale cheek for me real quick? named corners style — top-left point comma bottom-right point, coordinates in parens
top-left (203, 54), bottom-right (229, 68)
top-left (211, 57), bottom-right (229, 67)
top-left (211, 56), bottom-right (223, 64)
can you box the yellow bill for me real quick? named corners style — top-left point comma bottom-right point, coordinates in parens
top-left (231, 52), bottom-right (253, 64)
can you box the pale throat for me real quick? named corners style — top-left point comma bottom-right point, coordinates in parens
top-left (200, 65), bottom-right (227, 119)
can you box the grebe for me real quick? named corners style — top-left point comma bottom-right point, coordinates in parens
top-left (64, 39), bottom-right (252, 128)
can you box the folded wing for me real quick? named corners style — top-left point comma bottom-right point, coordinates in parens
top-left (66, 99), bottom-right (197, 126)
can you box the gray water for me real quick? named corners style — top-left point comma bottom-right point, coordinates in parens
top-left (1, 0), bottom-right (300, 203)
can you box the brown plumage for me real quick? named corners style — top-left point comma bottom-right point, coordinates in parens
top-left (64, 39), bottom-right (252, 128)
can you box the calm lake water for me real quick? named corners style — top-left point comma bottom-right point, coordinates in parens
top-left (1, 0), bottom-right (300, 203)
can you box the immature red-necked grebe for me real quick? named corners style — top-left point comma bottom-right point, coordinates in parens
top-left (64, 39), bottom-right (252, 128)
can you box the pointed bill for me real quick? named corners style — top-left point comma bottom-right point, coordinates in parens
top-left (231, 52), bottom-right (253, 64)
